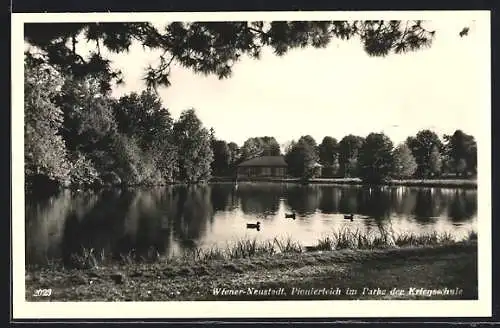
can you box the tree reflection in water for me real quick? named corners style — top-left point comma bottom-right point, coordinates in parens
top-left (172, 185), bottom-right (213, 250)
top-left (210, 183), bottom-right (238, 213)
top-left (285, 185), bottom-right (322, 217)
top-left (448, 190), bottom-right (477, 222)
top-left (238, 183), bottom-right (283, 216)
top-left (318, 186), bottom-right (341, 214)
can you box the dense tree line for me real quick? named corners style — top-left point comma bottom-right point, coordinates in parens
top-left (284, 135), bottom-right (319, 180)
top-left (25, 58), bottom-right (215, 192)
top-left (25, 54), bottom-right (477, 190)
top-left (283, 130), bottom-right (477, 183)
top-left (209, 129), bottom-right (477, 184)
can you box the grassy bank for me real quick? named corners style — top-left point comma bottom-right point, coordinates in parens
top-left (210, 177), bottom-right (477, 189)
top-left (26, 230), bottom-right (477, 301)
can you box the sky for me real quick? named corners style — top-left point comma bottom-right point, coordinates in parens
top-left (63, 17), bottom-right (490, 148)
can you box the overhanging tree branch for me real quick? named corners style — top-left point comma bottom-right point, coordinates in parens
top-left (24, 20), bottom-right (458, 92)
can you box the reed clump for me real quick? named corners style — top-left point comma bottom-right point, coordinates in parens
top-left (40, 228), bottom-right (476, 270)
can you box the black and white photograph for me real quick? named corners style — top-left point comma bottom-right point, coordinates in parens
top-left (12, 11), bottom-right (491, 318)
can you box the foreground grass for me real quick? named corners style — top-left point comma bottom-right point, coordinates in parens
top-left (26, 230), bottom-right (477, 301)
top-left (31, 229), bottom-right (475, 268)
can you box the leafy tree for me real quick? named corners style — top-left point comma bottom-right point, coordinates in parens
top-left (226, 142), bottom-right (241, 175)
top-left (318, 136), bottom-right (339, 177)
top-left (358, 133), bottom-right (394, 184)
top-left (392, 143), bottom-right (417, 179)
top-left (227, 142), bottom-right (240, 163)
top-left (173, 109), bottom-right (213, 183)
top-left (24, 58), bottom-right (71, 189)
top-left (240, 138), bottom-right (263, 160)
top-left (469, 143), bottom-right (478, 175)
top-left (406, 130), bottom-right (443, 178)
top-left (285, 135), bottom-right (319, 179)
top-left (318, 136), bottom-right (338, 166)
top-left (57, 75), bottom-right (117, 153)
top-left (240, 136), bottom-right (280, 160)
top-left (443, 130), bottom-right (477, 176)
top-left (113, 91), bottom-right (172, 143)
top-left (456, 158), bottom-right (468, 176)
top-left (54, 74), bottom-right (121, 187)
top-left (429, 146), bottom-right (443, 177)
top-left (441, 152), bottom-right (454, 176)
top-left (148, 122), bottom-right (178, 184)
top-left (338, 135), bottom-right (364, 177)
top-left (112, 91), bottom-right (178, 182)
top-left (211, 140), bottom-right (231, 176)
top-left (109, 134), bottom-right (161, 185)
top-left (331, 157), bottom-right (340, 177)
top-left (69, 152), bottom-right (101, 188)
top-left (25, 21), bottom-right (438, 92)
top-left (260, 137), bottom-right (281, 156)
top-left (299, 135), bottom-right (318, 149)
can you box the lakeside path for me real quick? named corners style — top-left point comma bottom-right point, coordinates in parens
top-left (26, 242), bottom-right (477, 301)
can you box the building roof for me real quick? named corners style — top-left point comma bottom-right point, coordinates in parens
top-left (238, 156), bottom-right (287, 167)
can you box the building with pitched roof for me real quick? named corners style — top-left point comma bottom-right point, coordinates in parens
top-left (236, 156), bottom-right (288, 178)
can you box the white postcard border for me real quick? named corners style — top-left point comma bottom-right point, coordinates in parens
top-left (11, 10), bottom-right (492, 319)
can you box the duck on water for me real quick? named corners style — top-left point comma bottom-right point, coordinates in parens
top-left (343, 214), bottom-right (371, 221)
top-left (247, 222), bottom-right (261, 230)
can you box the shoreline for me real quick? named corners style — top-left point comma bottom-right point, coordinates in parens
top-left (211, 177), bottom-right (477, 189)
top-left (26, 177), bottom-right (477, 196)
top-left (25, 241), bottom-right (477, 301)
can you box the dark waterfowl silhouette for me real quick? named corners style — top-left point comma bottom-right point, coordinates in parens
top-left (247, 221), bottom-right (261, 229)
top-left (285, 212), bottom-right (296, 220)
top-left (344, 214), bottom-right (354, 221)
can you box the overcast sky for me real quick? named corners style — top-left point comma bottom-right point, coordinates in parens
top-left (70, 17), bottom-right (489, 148)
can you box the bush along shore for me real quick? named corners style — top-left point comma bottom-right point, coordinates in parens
top-left (31, 174), bottom-right (478, 190)
top-left (26, 229), bottom-right (478, 301)
top-left (210, 177), bottom-right (477, 189)
top-left (27, 177), bottom-right (477, 198)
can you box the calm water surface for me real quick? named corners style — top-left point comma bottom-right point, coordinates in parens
top-left (25, 183), bottom-right (477, 265)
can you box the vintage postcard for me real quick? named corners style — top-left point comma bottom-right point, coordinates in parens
top-left (12, 10), bottom-right (491, 319)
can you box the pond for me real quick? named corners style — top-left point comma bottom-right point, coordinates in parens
top-left (25, 183), bottom-right (477, 266)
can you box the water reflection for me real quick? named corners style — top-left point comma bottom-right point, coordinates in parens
top-left (210, 184), bottom-right (238, 212)
top-left (285, 185), bottom-right (322, 217)
top-left (173, 185), bottom-right (213, 248)
top-left (448, 190), bottom-right (478, 222)
top-left (238, 183), bottom-right (284, 216)
top-left (25, 184), bottom-right (478, 265)
top-left (357, 188), bottom-right (393, 219)
top-left (318, 187), bottom-right (340, 214)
